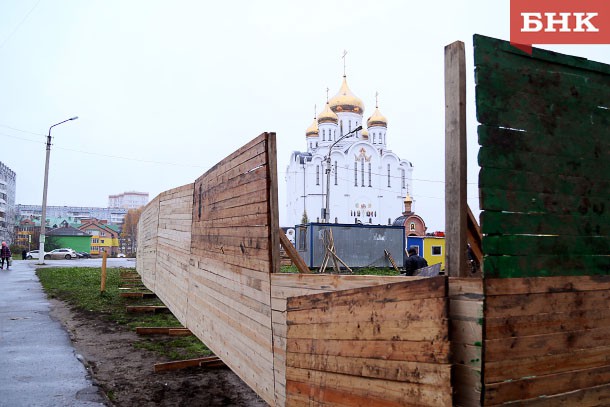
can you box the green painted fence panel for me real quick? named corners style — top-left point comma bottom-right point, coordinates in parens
top-left (474, 34), bottom-right (610, 278)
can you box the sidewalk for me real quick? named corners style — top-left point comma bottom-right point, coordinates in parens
top-left (0, 259), bottom-right (105, 407)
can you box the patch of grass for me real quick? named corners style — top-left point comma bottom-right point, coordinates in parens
top-left (134, 337), bottom-right (212, 360)
top-left (279, 264), bottom-right (399, 276)
top-left (37, 267), bottom-right (210, 359)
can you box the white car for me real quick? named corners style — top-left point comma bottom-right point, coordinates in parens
top-left (117, 253), bottom-right (126, 258)
top-left (44, 248), bottom-right (78, 260)
top-left (26, 250), bottom-right (44, 260)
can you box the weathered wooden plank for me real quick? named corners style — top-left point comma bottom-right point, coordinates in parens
top-left (483, 235), bottom-right (610, 256)
top-left (513, 382), bottom-right (610, 406)
top-left (477, 124), bottom-right (609, 161)
top-left (480, 187), bottom-right (609, 218)
top-left (481, 211), bottom-right (607, 236)
top-left (485, 326), bottom-right (610, 362)
top-left (286, 367), bottom-right (452, 407)
top-left (154, 356), bottom-right (223, 373)
top-left (452, 364), bottom-right (483, 406)
top-left (279, 229), bottom-right (309, 274)
top-left (483, 254), bottom-right (610, 278)
top-left (485, 345), bottom-right (610, 384)
top-left (485, 307), bottom-right (610, 339)
top-left (448, 277), bottom-right (483, 298)
top-left (474, 34), bottom-right (610, 78)
top-left (287, 318), bottom-right (448, 342)
top-left (478, 146), bottom-right (610, 181)
top-left (286, 276), bottom-right (446, 311)
top-left (484, 364), bottom-right (610, 405)
top-left (445, 40), bottom-right (468, 277)
top-left (485, 289), bottom-right (610, 318)
top-left (479, 167), bottom-right (609, 199)
top-left (287, 297), bottom-right (446, 325)
top-left (286, 353), bottom-right (450, 386)
top-left (485, 275), bottom-right (610, 296)
top-left (286, 338), bottom-right (450, 364)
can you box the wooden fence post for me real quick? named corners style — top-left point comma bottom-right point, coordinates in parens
top-left (445, 41), bottom-right (468, 277)
top-left (101, 251), bottom-right (108, 292)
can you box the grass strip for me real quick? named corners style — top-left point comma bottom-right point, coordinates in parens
top-left (37, 267), bottom-right (211, 360)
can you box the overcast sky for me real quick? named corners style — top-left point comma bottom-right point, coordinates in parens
top-left (1, 0), bottom-right (608, 231)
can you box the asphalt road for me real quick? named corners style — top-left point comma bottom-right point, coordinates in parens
top-left (0, 259), bottom-right (132, 406)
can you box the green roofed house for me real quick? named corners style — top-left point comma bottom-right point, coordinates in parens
top-left (46, 225), bottom-right (91, 253)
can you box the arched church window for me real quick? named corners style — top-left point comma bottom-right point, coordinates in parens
top-left (368, 162), bottom-right (372, 187)
top-left (316, 142), bottom-right (318, 147)
top-left (334, 161), bottom-right (338, 185)
top-left (361, 158), bottom-right (365, 187)
top-left (349, 120), bottom-right (352, 132)
top-left (322, 129), bottom-right (325, 141)
top-left (354, 159), bottom-right (358, 186)
top-left (373, 133), bottom-right (376, 144)
top-left (401, 169), bottom-right (406, 189)
top-left (316, 165), bottom-right (320, 185)
top-left (334, 217), bottom-right (338, 223)
top-left (387, 164), bottom-right (391, 187)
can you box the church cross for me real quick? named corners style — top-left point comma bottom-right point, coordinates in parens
top-left (342, 50), bottom-right (348, 77)
top-left (375, 91), bottom-right (379, 108)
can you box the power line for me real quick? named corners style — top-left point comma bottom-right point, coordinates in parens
top-left (0, 0), bottom-right (42, 51)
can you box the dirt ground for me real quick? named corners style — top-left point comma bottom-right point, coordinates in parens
top-left (49, 299), bottom-right (269, 407)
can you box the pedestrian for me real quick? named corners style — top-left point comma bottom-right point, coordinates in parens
top-left (1, 241), bottom-right (11, 270)
top-left (22, 248), bottom-right (28, 260)
top-left (404, 247), bottom-right (428, 276)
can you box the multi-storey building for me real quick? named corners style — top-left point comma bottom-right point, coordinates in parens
top-left (17, 205), bottom-right (128, 225)
top-left (108, 191), bottom-right (148, 209)
top-left (0, 162), bottom-right (16, 244)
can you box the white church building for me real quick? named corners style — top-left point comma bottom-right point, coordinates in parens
top-left (285, 75), bottom-right (413, 227)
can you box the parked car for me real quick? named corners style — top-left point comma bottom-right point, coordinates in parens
top-left (26, 250), bottom-right (44, 260)
top-left (76, 251), bottom-right (92, 259)
top-left (44, 248), bottom-right (78, 260)
top-left (117, 253), bottom-right (126, 258)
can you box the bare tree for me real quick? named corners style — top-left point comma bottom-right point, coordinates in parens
top-left (120, 208), bottom-right (142, 254)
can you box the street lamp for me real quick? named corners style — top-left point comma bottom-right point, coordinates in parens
top-left (38, 116), bottom-right (78, 264)
top-left (324, 125), bottom-right (362, 223)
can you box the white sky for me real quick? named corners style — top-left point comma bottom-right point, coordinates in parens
top-left (1, 0), bottom-right (608, 231)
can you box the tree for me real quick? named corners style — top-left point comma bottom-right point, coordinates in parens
top-left (44, 236), bottom-right (61, 251)
top-left (121, 208), bottom-right (142, 255)
top-left (301, 210), bottom-right (309, 225)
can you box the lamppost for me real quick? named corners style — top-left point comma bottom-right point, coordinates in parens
top-left (38, 116), bottom-right (78, 264)
top-left (324, 125), bottom-right (362, 223)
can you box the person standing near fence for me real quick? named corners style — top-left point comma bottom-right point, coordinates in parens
top-left (1, 242), bottom-right (11, 270)
top-left (404, 247), bottom-right (428, 276)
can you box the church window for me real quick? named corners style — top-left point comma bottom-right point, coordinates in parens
top-left (316, 142), bottom-right (318, 147)
top-left (334, 161), bottom-right (338, 185)
top-left (334, 130), bottom-right (336, 140)
top-left (316, 165), bottom-right (320, 185)
top-left (354, 160), bottom-right (357, 186)
top-left (322, 129), bottom-right (325, 141)
top-left (360, 158), bottom-right (365, 187)
top-left (387, 164), bottom-right (391, 187)
top-left (369, 218), bottom-right (372, 224)
top-left (388, 218), bottom-right (392, 225)
top-left (401, 169), bottom-right (406, 189)
top-left (309, 143), bottom-right (312, 149)
top-left (334, 217), bottom-right (338, 223)
top-left (349, 120), bottom-right (352, 132)
top-left (368, 163), bottom-right (372, 187)
top-left (373, 133), bottom-right (376, 144)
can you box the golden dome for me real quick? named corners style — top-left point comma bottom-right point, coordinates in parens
top-left (329, 77), bottom-right (364, 115)
top-left (361, 128), bottom-right (369, 139)
top-left (306, 118), bottom-right (319, 137)
top-left (404, 194), bottom-right (413, 203)
top-left (318, 102), bottom-right (338, 124)
top-left (367, 107), bottom-right (387, 128)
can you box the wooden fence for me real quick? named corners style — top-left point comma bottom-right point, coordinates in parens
top-left (444, 34), bottom-right (610, 406)
top-left (137, 34), bottom-right (609, 406)
top-left (137, 132), bottom-right (452, 406)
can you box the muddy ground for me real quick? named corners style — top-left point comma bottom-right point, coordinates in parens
top-left (49, 299), bottom-right (269, 407)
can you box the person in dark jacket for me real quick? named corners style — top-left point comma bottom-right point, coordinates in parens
top-left (1, 241), bottom-right (11, 270)
top-left (22, 249), bottom-right (28, 260)
top-left (404, 247), bottom-right (428, 275)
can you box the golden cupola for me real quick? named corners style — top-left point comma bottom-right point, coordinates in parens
top-left (367, 106), bottom-right (388, 128)
top-left (361, 128), bottom-right (369, 139)
top-left (306, 118), bottom-right (319, 137)
top-left (318, 102), bottom-right (338, 124)
top-left (329, 76), bottom-right (364, 115)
